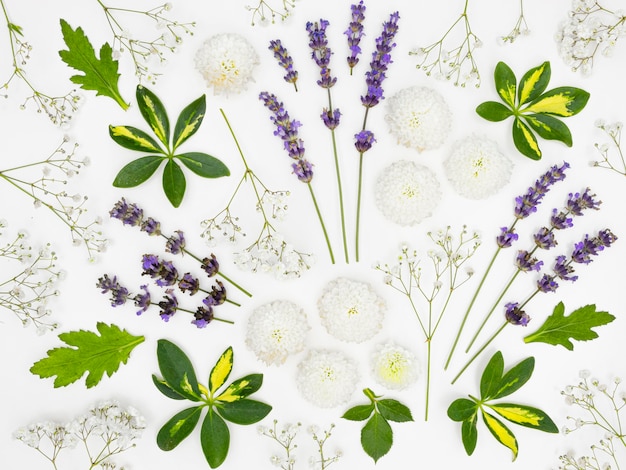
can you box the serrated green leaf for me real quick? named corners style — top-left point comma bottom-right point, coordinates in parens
top-left (136, 85), bottom-right (170, 147)
top-left (112, 156), bottom-right (164, 188)
top-left (156, 339), bottom-right (201, 401)
top-left (523, 86), bottom-right (590, 116)
top-left (524, 302), bottom-right (615, 350)
top-left (173, 95), bottom-right (206, 150)
top-left (491, 356), bottom-right (535, 400)
top-left (157, 406), bottom-right (203, 450)
top-left (209, 347), bottom-right (233, 394)
top-left (361, 413), bottom-right (393, 463)
top-left (447, 398), bottom-right (478, 422)
top-left (480, 351), bottom-right (504, 400)
top-left (476, 101), bottom-right (514, 122)
top-left (216, 374), bottom-right (263, 402)
top-left (461, 414), bottom-right (478, 456)
top-left (377, 399), bottom-right (413, 423)
top-left (518, 61), bottom-right (551, 106)
top-left (109, 125), bottom-right (164, 153)
top-left (30, 322), bottom-right (144, 388)
top-left (201, 408), bottom-right (230, 468)
top-left (216, 398), bottom-right (272, 425)
top-left (523, 114), bottom-right (573, 146)
top-left (488, 403), bottom-right (558, 433)
top-left (162, 159), bottom-right (186, 207)
top-left (58, 19), bottom-right (129, 110)
top-left (342, 404), bottom-right (375, 421)
top-left (152, 374), bottom-right (186, 400)
top-left (512, 117), bottom-right (542, 160)
top-left (177, 152), bottom-right (230, 179)
top-left (494, 62), bottom-right (517, 108)
top-left (482, 410), bottom-right (519, 461)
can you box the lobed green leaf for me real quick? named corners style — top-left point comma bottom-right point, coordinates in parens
top-left (112, 156), bottom-right (163, 188)
top-left (157, 406), bottom-right (203, 451)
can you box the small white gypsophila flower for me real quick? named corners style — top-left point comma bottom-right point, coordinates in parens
top-left (246, 300), bottom-right (310, 365)
top-left (371, 342), bottom-right (419, 390)
top-left (317, 277), bottom-right (386, 343)
top-left (375, 160), bottom-right (442, 226)
top-left (444, 135), bottom-right (513, 199)
top-left (296, 350), bottom-right (359, 408)
top-left (195, 33), bottom-right (259, 95)
top-left (385, 86), bottom-right (452, 152)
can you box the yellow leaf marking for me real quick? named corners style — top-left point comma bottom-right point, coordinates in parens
top-left (210, 347), bottom-right (233, 393)
top-left (517, 120), bottom-right (541, 157)
top-left (217, 379), bottom-right (250, 402)
top-left (523, 92), bottom-right (575, 116)
top-left (110, 126), bottom-right (159, 151)
top-left (499, 84), bottom-right (516, 107)
top-left (482, 411), bottom-right (518, 460)
top-left (175, 113), bottom-right (204, 148)
top-left (518, 65), bottom-right (546, 105)
top-left (141, 94), bottom-right (168, 144)
top-left (490, 405), bottom-right (542, 426)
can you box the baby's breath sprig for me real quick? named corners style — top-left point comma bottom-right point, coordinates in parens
top-left (375, 226), bottom-right (480, 420)
top-left (0, 0), bottom-right (80, 125)
top-left (95, 0), bottom-right (195, 84)
top-left (258, 420), bottom-right (300, 469)
top-left (246, 0), bottom-right (296, 26)
top-left (500, 0), bottom-right (530, 44)
top-left (309, 424), bottom-right (341, 469)
top-left (558, 372), bottom-right (626, 469)
top-left (0, 137), bottom-right (105, 260)
top-left (409, 0), bottom-right (481, 88)
top-left (593, 119), bottom-right (626, 176)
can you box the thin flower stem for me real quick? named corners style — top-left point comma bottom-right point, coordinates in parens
top-left (452, 321), bottom-right (507, 384)
top-left (355, 152), bottom-right (364, 262)
top-left (177, 306), bottom-right (234, 324)
top-left (307, 182), bottom-right (335, 264)
top-left (425, 338), bottom-right (432, 421)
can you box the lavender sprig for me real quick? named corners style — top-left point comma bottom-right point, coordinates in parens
top-left (269, 39), bottom-right (298, 91)
top-left (345, 1), bottom-right (366, 74)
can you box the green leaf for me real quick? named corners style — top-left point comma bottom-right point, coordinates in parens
top-left (480, 351), bottom-right (504, 400)
top-left (112, 156), bottom-right (164, 188)
top-left (461, 414), bottom-right (478, 456)
top-left (157, 406), bottom-right (203, 451)
top-left (447, 398), bottom-right (478, 422)
top-left (156, 339), bottom-right (202, 401)
top-left (512, 117), bottom-right (542, 160)
top-left (173, 94), bottom-right (206, 150)
top-left (523, 114), bottom-right (573, 146)
top-left (216, 399), bottom-right (272, 425)
top-left (342, 404), bottom-right (375, 421)
top-left (201, 408), bottom-right (230, 468)
top-left (8, 22), bottom-right (23, 36)
top-left (109, 125), bottom-right (164, 153)
top-left (58, 19), bottom-right (129, 110)
top-left (216, 374), bottom-right (263, 403)
top-left (162, 159), bottom-right (186, 207)
top-left (30, 322), bottom-right (144, 388)
top-left (136, 85), bottom-right (170, 147)
top-left (523, 86), bottom-right (591, 116)
top-left (494, 62), bottom-right (517, 108)
top-left (152, 374), bottom-right (186, 400)
top-left (482, 410), bottom-right (519, 461)
top-left (476, 101), bottom-right (514, 122)
top-left (488, 403), bottom-right (558, 433)
top-left (377, 399), bottom-right (413, 423)
top-left (524, 302), bottom-right (615, 350)
top-left (517, 61), bottom-right (551, 106)
top-left (491, 356), bottom-right (535, 400)
top-left (177, 152), bottom-right (230, 179)
top-left (209, 347), bottom-right (234, 394)
top-left (361, 413), bottom-right (393, 463)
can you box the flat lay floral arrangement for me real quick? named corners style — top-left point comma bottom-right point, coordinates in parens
top-left (2, 0), bottom-right (626, 468)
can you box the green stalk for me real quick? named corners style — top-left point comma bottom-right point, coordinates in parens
top-left (452, 321), bottom-right (508, 384)
top-left (307, 182), bottom-right (336, 264)
top-left (354, 106), bottom-right (370, 262)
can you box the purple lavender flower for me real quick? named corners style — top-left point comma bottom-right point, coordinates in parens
top-left (514, 250), bottom-right (543, 272)
top-left (269, 39), bottom-right (299, 91)
top-left (550, 209), bottom-right (573, 230)
top-left (192, 306), bottom-right (214, 328)
top-left (292, 159), bottom-right (314, 183)
top-left (354, 130), bottom-right (375, 153)
top-left (140, 217), bottom-right (161, 236)
top-left (134, 285), bottom-right (151, 315)
top-left (141, 254), bottom-right (179, 287)
top-left (496, 226), bottom-right (518, 248)
top-left (514, 162), bottom-right (570, 219)
top-left (597, 228), bottom-right (618, 247)
top-left (109, 198), bottom-right (143, 227)
top-left (553, 255), bottom-right (578, 282)
top-left (158, 289), bottom-right (178, 322)
top-left (345, 1), bottom-right (366, 73)
top-left (571, 234), bottom-right (606, 264)
top-left (537, 274), bottom-right (559, 293)
top-left (203, 280), bottom-right (227, 306)
top-left (321, 108), bottom-right (341, 130)
top-left (96, 274), bottom-right (129, 306)
top-left (201, 254), bottom-right (220, 277)
top-left (306, 19), bottom-right (337, 89)
top-left (566, 188), bottom-right (601, 216)
top-left (533, 227), bottom-right (557, 250)
top-left (165, 230), bottom-right (185, 255)
top-left (504, 302), bottom-right (531, 326)
top-left (178, 273), bottom-right (199, 295)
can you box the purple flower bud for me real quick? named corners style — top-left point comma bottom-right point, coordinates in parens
top-left (514, 250), bottom-right (543, 272)
top-left (204, 280), bottom-right (227, 306)
top-left (96, 274), bottom-right (129, 307)
top-left (345, 1), bottom-right (366, 71)
top-left (550, 209), bottom-right (573, 230)
top-left (566, 188), bottom-right (601, 216)
top-left (165, 230), bottom-right (185, 255)
top-left (178, 273), bottom-right (199, 295)
top-left (533, 227), bottom-right (557, 250)
top-left (192, 306), bottom-right (214, 328)
top-left (354, 130), bottom-right (375, 153)
top-left (110, 198), bottom-right (143, 227)
top-left (268, 39), bottom-right (298, 90)
top-left (504, 302), bottom-right (531, 326)
top-left (140, 217), bottom-right (161, 236)
top-left (553, 255), bottom-right (578, 282)
top-left (292, 159), bottom-right (314, 183)
top-left (134, 285), bottom-right (151, 315)
top-left (201, 254), bottom-right (220, 277)
top-left (514, 162), bottom-right (570, 220)
top-left (537, 274), bottom-right (559, 293)
top-left (597, 228), bottom-right (618, 248)
top-left (321, 108), bottom-right (341, 129)
top-left (141, 254), bottom-right (179, 287)
top-left (158, 289), bottom-right (178, 322)
top-left (306, 19), bottom-right (337, 89)
top-left (496, 226), bottom-right (518, 248)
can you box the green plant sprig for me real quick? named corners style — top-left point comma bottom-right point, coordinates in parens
top-left (153, 340), bottom-right (272, 468)
top-left (110, 85), bottom-right (230, 207)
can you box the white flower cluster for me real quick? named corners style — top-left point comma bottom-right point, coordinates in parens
top-left (385, 86), bottom-right (452, 152)
top-left (371, 342), bottom-right (419, 390)
top-left (14, 400), bottom-right (144, 469)
top-left (593, 119), bottom-right (626, 175)
top-left (555, 0), bottom-right (626, 74)
top-left (296, 350), bottom-right (359, 408)
top-left (375, 160), bottom-right (442, 226)
top-left (444, 135), bottom-right (513, 199)
top-left (246, 300), bottom-right (309, 365)
top-left (195, 33), bottom-right (259, 95)
top-left (317, 277), bottom-right (386, 343)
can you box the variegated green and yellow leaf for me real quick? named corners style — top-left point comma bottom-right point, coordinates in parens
top-left (173, 94), bottom-right (206, 150)
top-left (494, 62), bottom-right (517, 108)
top-left (136, 85), bottom-right (170, 147)
top-left (209, 347), bottom-right (233, 394)
top-left (482, 410), bottom-right (519, 461)
top-left (488, 403), bottom-right (558, 433)
top-left (523, 114), bottom-right (572, 146)
top-left (512, 117), bottom-right (542, 160)
top-left (156, 406), bottom-right (202, 451)
top-left (216, 374), bottom-right (263, 403)
top-left (517, 61), bottom-right (551, 106)
top-left (522, 87), bottom-right (590, 117)
top-left (109, 125), bottom-right (164, 153)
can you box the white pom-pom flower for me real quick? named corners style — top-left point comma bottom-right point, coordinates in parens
top-left (245, 300), bottom-right (309, 365)
top-left (371, 342), bottom-right (419, 390)
top-left (444, 136), bottom-right (513, 199)
top-left (317, 277), bottom-right (386, 343)
top-left (194, 33), bottom-right (259, 95)
top-left (375, 160), bottom-right (441, 226)
top-left (296, 350), bottom-right (359, 408)
top-left (385, 86), bottom-right (452, 152)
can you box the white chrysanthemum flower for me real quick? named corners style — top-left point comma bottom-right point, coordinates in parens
top-left (318, 277), bottom-right (385, 343)
top-left (371, 342), bottom-right (419, 390)
top-left (245, 300), bottom-right (309, 365)
top-left (194, 33), bottom-right (259, 95)
top-left (444, 136), bottom-right (513, 199)
top-left (375, 160), bottom-right (441, 226)
top-left (385, 86), bottom-right (452, 152)
top-left (296, 350), bottom-right (359, 408)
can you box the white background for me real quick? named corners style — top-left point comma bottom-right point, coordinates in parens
top-left (1, 0), bottom-right (625, 468)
